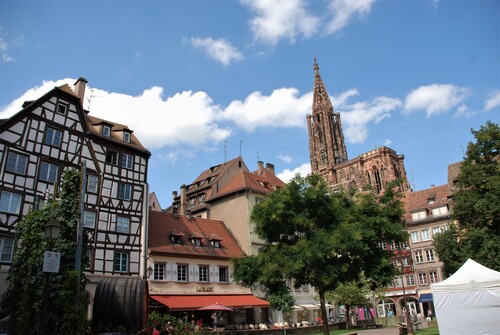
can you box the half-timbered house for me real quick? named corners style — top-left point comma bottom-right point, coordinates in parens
top-left (0, 78), bottom-right (151, 304)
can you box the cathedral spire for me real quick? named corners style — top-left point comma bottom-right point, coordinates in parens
top-left (307, 57), bottom-right (348, 183)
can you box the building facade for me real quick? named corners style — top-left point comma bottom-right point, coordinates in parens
top-left (147, 211), bottom-right (270, 326)
top-left (0, 78), bottom-right (151, 309)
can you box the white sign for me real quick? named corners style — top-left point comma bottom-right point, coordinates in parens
top-left (43, 251), bottom-right (61, 273)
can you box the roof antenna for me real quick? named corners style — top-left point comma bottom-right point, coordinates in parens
top-left (224, 140), bottom-right (227, 163)
top-left (239, 138), bottom-right (244, 158)
top-left (256, 151), bottom-right (260, 162)
top-left (410, 170), bottom-right (416, 191)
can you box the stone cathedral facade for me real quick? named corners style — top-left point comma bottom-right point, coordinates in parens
top-left (307, 58), bottom-right (411, 194)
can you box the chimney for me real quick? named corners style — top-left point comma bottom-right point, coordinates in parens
top-left (257, 161), bottom-right (264, 174)
top-left (266, 163), bottom-right (275, 175)
top-left (179, 184), bottom-right (187, 216)
top-left (74, 77), bottom-right (88, 106)
top-left (172, 191), bottom-right (178, 199)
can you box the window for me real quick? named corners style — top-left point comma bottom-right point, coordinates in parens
top-left (118, 183), bottom-right (132, 201)
top-left (378, 242), bottom-right (387, 250)
top-left (102, 125), bottom-right (111, 137)
top-left (429, 271), bottom-right (439, 283)
top-left (390, 242), bottom-right (397, 250)
top-left (405, 275), bottom-right (415, 286)
top-left (192, 238), bottom-right (202, 247)
top-left (171, 236), bottom-right (183, 245)
top-left (218, 267), bottom-right (228, 283)
top-left (6, 152), bottom-right (28, 175)
top-left (199, 265), bottom-right (209, 282)
top-left (83, 210), bottom-right (96, 228)
top-left (87, 175), bottom-right (99, 193)
top-left (121, 153), bottom-right (134, 169)
top-left (399, 242), bottom-right (408, 249)
top-left (154, 263), bottom-right (166, 280)
top-left (123, 132), bottom-right (131, 143)
top-left (432, 227), bottom-right (441, 237)
top-left (116, 216), bottom-right (130, 233)
top-left (402, 257), bottom-right (411, 267)
top-left (56, 103), bottom-right (67, 114)
top-left (411, 210), bottom-right (427, 221)
top-left (0, 238), bottom-right (14, 263)
top-left (211, 240), bottom-right (221, 248)
top-left (114, 252), bottom-right (128, 272)
top-left (432, 206), bottom-right (448, 217)
top-left (39, 162), bottom-right (58, 183)
top-left (198, 194), bottom-right (206, 203)
top-left (394, 277), bottom-right (402, 287)
top-left (106, 150), bottom-right (118, 165)
top-left (411, 231), bottom-right (421, 243)
top-left (189, 198), bottom-right (195, 207)
top-left (421, 229), bottom-right (431, 241)
top-left (426, 249), bottom-right (435, 262)
top-left (0, 191), bottom-right (22, 214)
top-left (418, 273), bottom-right (428, 285)
top-left (177, 264), bottom-right (188, 282)
top-left (415, 251), bottom-right (424, 263)
top-left (428, 197), bottom-right (435, 205)
top-left (45, 127), bottom-right (62, 147)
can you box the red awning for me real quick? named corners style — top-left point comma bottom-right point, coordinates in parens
top-left (151, 295), bottom-right (270, 311)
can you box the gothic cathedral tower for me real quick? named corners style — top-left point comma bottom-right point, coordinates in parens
top-left (307, 57), bottom-right (411, 193)
top-left (307, 57), bottom-right (348, 186)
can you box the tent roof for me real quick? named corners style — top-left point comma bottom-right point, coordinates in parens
top-left (431, 258), bottom-right (500, 292)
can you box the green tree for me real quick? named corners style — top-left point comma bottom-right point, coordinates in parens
top-left (434, 121), bottom-right (500, 275)
top-left (232, 174), bottom-right (407, 335)
top-left (1, 169), bottom-right (89, 334)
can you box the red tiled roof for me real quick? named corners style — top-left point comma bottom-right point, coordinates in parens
top-left (402, 185), bottom-right (449, 222)
top-left (211, 169), bottom-right (285, 201)
top-left (148, 212), bottom-right (245, 259)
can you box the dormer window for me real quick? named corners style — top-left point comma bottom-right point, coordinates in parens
top-left (198, 193), bottom-right (206, 203)
top-left (169, 230), bottom-right (184, 245)
top-left (190, 232), bottom-right (203, 246)
top-left (102, 125), bottom-right (111, 137)
top-left (432, 205), bottom-right (448, 217)
top-left (189, 198), bottom-right (195, 207)
top-left (428, 197), bottom-right (435, 205)
top-left (123, 132), bottom-right (131, 143)
top-left (411, 210), bottom-right (427, 221)
top-left (209, 234), bottom-right (222, 248)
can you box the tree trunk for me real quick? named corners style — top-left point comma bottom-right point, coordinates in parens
top-left (318, 288), bottom-right (329, 335)
top-left (345, 304), bottom-right (351, 329)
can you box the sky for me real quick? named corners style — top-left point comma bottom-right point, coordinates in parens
top-left (0, 0), bottom-right (499, 208)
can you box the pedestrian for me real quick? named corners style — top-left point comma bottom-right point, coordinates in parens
top-left (211, 312), bottom-right (219, 330)
top-left (152, 324), bottom-right (161, 335)
top-left (427, 309), bottom-right (433, 322)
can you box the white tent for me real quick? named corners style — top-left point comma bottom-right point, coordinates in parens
top-left (430, 258), bottom-right (500, 335)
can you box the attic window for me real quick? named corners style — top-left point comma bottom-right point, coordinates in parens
top-left (209, 234), bottom-right (222, 248)
top-left (123, 132), bottom-right (131, 143)
top-left (171, 236), bottom-right (183, 245)
top-left (56, 102), bottom-right (68, 114)
top-left (199, 193), bottom-right (206, 203)
top-left (192, 238), bottom-right (202, 247)
top-left (411, 210), bottom-right (427, 221)
top-left (428, 197), bottom-right (435, 205)
top-left (102, 125), bottom-right (111, 137)
top-left (169, 230), bottom-right (184, 245)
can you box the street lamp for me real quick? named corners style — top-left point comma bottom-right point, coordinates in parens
top-left (38, 218), bottom-right (61, 335)
top-left (399, 246), bottom-right (414, 335)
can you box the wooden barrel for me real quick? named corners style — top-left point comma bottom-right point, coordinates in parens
top-left (93, 278), bottom-right (149, 330)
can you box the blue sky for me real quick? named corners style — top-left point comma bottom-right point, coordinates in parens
top-left (1, 0), bottom-right (499, 208)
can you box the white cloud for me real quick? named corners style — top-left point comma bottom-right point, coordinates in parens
top-left (325, 0), bottom-right (374, 34)
top-left (221, 88), bottom-right (312, 131)
top-left (383, 139), bottom-right (392, 146)
top-left (0, 31), bottom-right (24, 63)
top-left (277, 162), bottom-right (311, 183)
top-left (338, 93), bottom-right (402, 143)
top-left (1, 79), bottom-right (401, 153)
top-left (0, 79), bottom-right (232, 150)
top-left (453, 104), bottom-right (476, 118)
top-left (241, 0), bottom-right (320, 46)
top-left (278, 154), bottom-right (292, 164)
top-left (189, 37), bottom-right (244, 66)
top-left (484, 89), bottom-right (500, 111)
top-left (404, 84), bottom-right (469, 117)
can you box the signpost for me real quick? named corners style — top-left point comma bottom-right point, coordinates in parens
top-left (43, 251), bottom-right (60, 273)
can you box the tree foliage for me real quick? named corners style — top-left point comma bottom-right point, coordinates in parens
top-left (232, 174), bottom-right (407, 335)
top-left (1, 168), bottom-right (89, 334)
top-left (434, 121), bottom-right (500, 275)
